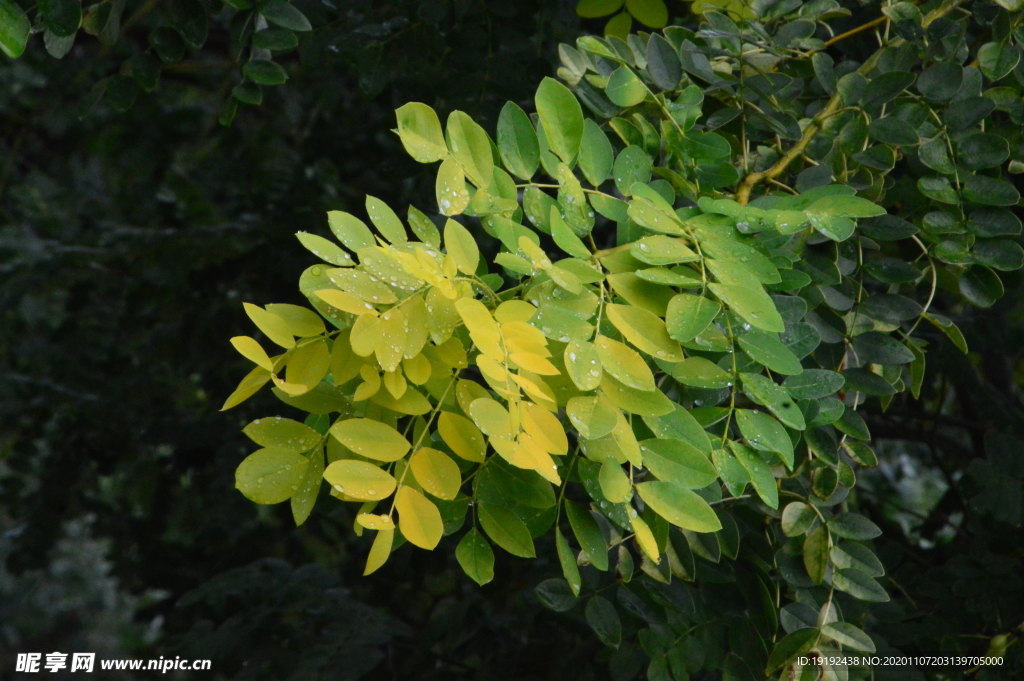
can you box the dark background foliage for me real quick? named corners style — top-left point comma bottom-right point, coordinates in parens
top-left (1, 0), bottom-right (1022, 679)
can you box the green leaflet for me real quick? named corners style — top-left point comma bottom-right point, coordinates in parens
top-left (497, 101), bottom-right (540, 180)
top-left (456, 528), bottom-right (495, 585)
top-left (708, 283), bottom-right (785, 333)
top-left (734, 409), bottom-right (794, 469)
top-left (478, 502), bottom-right (536, 558)
top-left (728, 442), bottom-right (778, 509)
top-left (670, 357), bottom-right (731, 389)
top-left (640, 438), bottom-right (718, 488)
top-left (666, 294), bottom-right (720, 341)
top-left (365, 195), bottom-right (407, 244)
top-left (550, 206), bottom-right (592, 259)
top-left (737, 330), bottom-right (803, 375)
top-left (740, 373), bottom-right (805, 430)
top-left (579, 119), bottom-right (614, 186)
top-left (535, 77), bottom-right (584, 164)
top-left (565, 499), bottom-right (609, 571)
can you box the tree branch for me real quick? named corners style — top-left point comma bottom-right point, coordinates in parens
top-left (734, 0), bottom-right (969, 205)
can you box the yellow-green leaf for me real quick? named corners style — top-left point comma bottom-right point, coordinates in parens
top-left (285, 339), bottom-right (330, 392)
top-left (221, 366), bottom-right (271, 410)
top-left (235, 447), bottom-right (310, 504)
top-left (395, 102), bottom-right (448, 163)
top-left (365, 195), bottom-right (408, 244)
top-left (363, 528), bottom-right (394, 575)
top-left (636, 481), bottom-right (722, 532)
top-left (322, 459), bottom-right (397, 500)
top-left (599, 458), bottom-right (632, 502)
top-left (444, 218), bottom-right (480, 275)
top-left (437, 158), bottom-right (470, 216)
top-left (330, 418), bottom-right (411, 461)
top-left (605, 303), bottom-right (684, 361)
top-left (291, 446), bottom-right (324, 526)
top-left (446, 110), bottom-right (494, 189)
top-left (410, 447), bottom-right (462, 500)
top-left (264, 303), bottom-right (326, 337)
top-left (564, 339), bottom-right (603, 390)
top-left (596, 336), bottom-right (656, 391)
top-left (550, 205), bottom-right (592, 259)
top-left (231, 336), bottom-right (274, 371)
top-left (356, 513), bottom-right (396, 531)
top-left (666, 294), bottom-right (720, 342)
top-left (707, 283), bottom-right (785, 333)
top-left (244, 303), bottom-right (296, 349)
top-left (396, 485), bottom-right (444, 549)
top-left (243, 416), bottom-right (322, 452)
top-left (327, 210), bottom-right (375, 251)
top-left (437, 411), bottom-right (487, 462)
top-left (296, 232), bottom-right (355, 266)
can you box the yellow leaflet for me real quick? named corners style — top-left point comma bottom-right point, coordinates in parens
top-left (409, 447), bottom-right (462, 500)
top-left (264, 303), bottom-right (326, 337)
top-left (518, 236), bottom-right (553, 270)
top-left (350, 313), bottom-right (382, 357)
top-left (376, 307), bottom-right (407, 372)
top-left (402, 353), bottom-right (432, 385)
top-left (489, 435), bottom-right (516, 462)
top-left (510, 352), bottom-right (559, 375)
top-left (468, 398), bottom-right (513, 439)
top-left (330, 418), bottom-right (410, 462)
top-left (286, 339), bottom-right (330, 393)
top-left (436, 157), bottom-right (471, 216)
top-left (353, 365), bottom-right (381, 402)
top-left (611, 409), bottom-right (642, 467)
top-left (605, 303), bottom-right (684, 362)
top-left (272, 374), bottom-right (309, 396)
top-left (425, 288), bottom-right (460, 344)
top-left (231, 336), bottom-right (274, 371)
top-left (495, 299), bottom-right (538, 324)
top-left (221, 366), bottom-right (271, 411)
top-left (370, 385), bottom-right (432, 415)
top-left (444, 219), bottom-right (480, 275)
top-left (356, 513), bottom-right (395, 531)
top-left (396, 486), bottom-right (444, 549)
top-left (434, 335), bottom-right (468, 368)
top-left (477, 354), bottom-right (510, 384)
top-left (322, 459), bottom-right (396, 501)
top-left (399, 295), bottom-right (429, 358)
top-left (522, 402), bottom-right (569, 455)
top-left (513, 371), bottom-right (558, 411)
top-left (501, 320), bottom-right (550, 357)
top-left (363, 529), bottom-right (394, 576)
top-left (437, 412), bottom-right (486, 462)
top-left (474, 329), bottom-right (507, 362)
top-left (327, 268), bottom-right (398, 305)
top-left (456, 379), bottom-right (490, 416)
top-left (383, 370), bottom-right (407, 399)
top-left (455, 297), bottom-right (500, 334)
top-left (244, 303), bottom-right (296, 349)
top-left (314, 289), bottom-right (377, 316)
top-left (330, 330), bottom-right (364, 384)
top-left (595, 336), bottom-right (656, 392)
top-left (516, 432), bottom-right (561, 484)
top-left (630, 513), bottom-right (661, 563)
